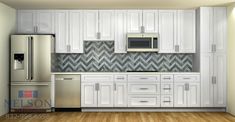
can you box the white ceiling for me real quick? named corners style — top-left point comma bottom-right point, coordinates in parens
top-left (0, 0), bottom-right (234, 9)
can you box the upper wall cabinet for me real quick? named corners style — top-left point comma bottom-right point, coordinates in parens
top-left (17, 10), bottom-right (54, 34)
top-left (177, 10), bottom-right (196, 53)
top-left (159, 10), bottom-right (177, 53)
top-left (159, 10), bottom-right (196, 53)
top-left (127, 10), bottom-right (158, 33)
top-left (83, 10), bottom-right (114, 41)
top-left (54, 10), bottom-right (83, 53)
top-left (114, 10), bottom-right (127, 53)
top-left (200, 7), bottom-right (227, 53)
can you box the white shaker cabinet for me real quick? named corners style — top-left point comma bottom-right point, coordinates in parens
top-left (81, 83), bottom-right (97, 107)
top-left (17, 10), bottom-right (54, 34)
top-left (98, 83), bottom-right (114, 107)
top-left (83, 10), bottom-right (99, 40)
top-left (127, 10), bottom-right (142, 33)
top-left (174, 83), bottom-right (187, 107)
top-left (187, 83), bottom-right (200, 107)
top-left (36, 10), bottom-right (54, 33)
top-left (55, 10), bottom-right (84, 53)
top-left (17, 10), bottom-right (35, 33)
top-left (69, 10), bottom-right (84, 53)
top-left (83, 10), bottom-right (114, 41)
top-left (99, 10), bottom-right (115, 40)
top-left (114, 82), bottom-right (128, 107)
top-left (114, 10), bottom-right (127, 53)
top-left (143, 10), bottom-right (159, 33)
top-left (159, 10), bottom-right (177, 53)
top-left (177, 10), bottom-right (196, 53)
top-left (54, 10), bottom-right (69, 53)
top-left (200, 7), bottom-right (227, 107)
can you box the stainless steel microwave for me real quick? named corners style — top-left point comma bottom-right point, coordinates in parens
top-left (127, 33), bottom-right (159, 52)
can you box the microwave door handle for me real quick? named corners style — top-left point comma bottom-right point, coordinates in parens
top-left (30, 36), bottom-right (33, 80)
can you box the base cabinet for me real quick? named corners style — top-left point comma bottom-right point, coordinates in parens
top-left (81, 83), bottom-right (97, 107)
top-left (98, 83), bottom-right (114, 107)
top-left (114, 83), bottom-right (128, 107)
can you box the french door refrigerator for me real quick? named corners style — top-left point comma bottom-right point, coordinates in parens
top-left (10, 35), bottom-right (54, 112)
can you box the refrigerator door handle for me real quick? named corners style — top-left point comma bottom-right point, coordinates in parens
top-left (11, 83), bottom-right (49, 86)
top-left (26, 36), bottom-right (33, 80)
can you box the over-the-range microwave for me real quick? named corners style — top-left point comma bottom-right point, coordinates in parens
top-left (127, 33), bottom-right (159, 52)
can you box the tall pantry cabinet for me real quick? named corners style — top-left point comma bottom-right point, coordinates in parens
top-left (199, 7), bottom-right (227, 107)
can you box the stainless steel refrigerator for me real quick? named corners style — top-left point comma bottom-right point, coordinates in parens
top-left (10, 35), bottom-right (54, 112)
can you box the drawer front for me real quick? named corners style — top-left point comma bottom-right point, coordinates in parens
top-left (81, 75), bottom-right (113, 82)
top-left (161, 75), bottom-right (173, 82)
top-left (128, 83), bottom-right (160, 94)
top-left (161, 95), bottom-right (173, 107)
top-left (174, 75), bottom-right (200, 82)
top-left (128, 95), bottom-right (160, 107)
top-left (161, 83), bottom-right (173, 94)
top-left (128, 75), bottom-right (160, 82)
top-left (114, 75), bottom-right (127, 82)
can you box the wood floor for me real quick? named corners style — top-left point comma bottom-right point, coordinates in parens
top-left (1, 112), bottom-right (235, 122)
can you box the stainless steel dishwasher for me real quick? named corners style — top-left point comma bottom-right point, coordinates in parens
top-left (55, 75), bottom-right (81, 109)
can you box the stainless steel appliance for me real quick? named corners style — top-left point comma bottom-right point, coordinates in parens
top-left (10, 35), bottom-right (54, 112)
top-left (55, 75), bottom-right (81, 109)
top-left (127, 33), bottom-right (159, 52)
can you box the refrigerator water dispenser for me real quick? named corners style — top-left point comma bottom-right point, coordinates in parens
top-left (14, 53), bottom-right (24, 70)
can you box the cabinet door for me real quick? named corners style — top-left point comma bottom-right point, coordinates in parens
top-left (17, 10), bottom-right (35, 33)
top-left (200, 7), bottom-right (214, 53)
top-left (177, 10), bottom-right (196, 53)
top-left (188, 83), bottom-right (200, 107)
top-left (83, 10), bottom-right (98, 40)
top-left (143, 10), bottom-right (158, 33)
top-left (127, 10), bottom-right (142, 33)
top-left (114, 10), bottom-right (127, 53)
top-left (81, 83), bottom-right (97, 107)
top-left (214, 53), bottom-right (227, 107)
top-left (99, 10), bottom-right (114, 40)
top-left (36, 10), bottom-right (54, 34)
top-left (69, 10), bottom-right (84, 53)
top-left (159, 10), bottom-right (177, 53)
top-left (98, 83), bottom-right (114, 107)
top-left (213, 7), bottom-right (227, 53)
top-left (200, 53), bottom-right (214, 107)
top-left (114, 83), bottom-right (127, 107)
top-left (54, 11), bottom-right (69, 53)
top-left (174, 82), bottom-right (187, 107)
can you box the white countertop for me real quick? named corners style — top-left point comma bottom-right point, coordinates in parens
top-left (51, 72), bottom-right (200, 75)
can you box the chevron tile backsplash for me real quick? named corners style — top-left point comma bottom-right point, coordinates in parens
top-left (52, 41), bottom-right (193, 72)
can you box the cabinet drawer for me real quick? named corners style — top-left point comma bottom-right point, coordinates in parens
top-left (128, 75), bottom-right (160, 82)
top-left (128, 95), bottom-right (160, 107)
top-left (161, 95), bottom-right (173, 107)
top-left (81, 75), bottom-right (113, 82)
top-left (114, 75), bottom-right (127, 82)
top-left (128, 83), bottom-right (160, 94)
top-left (161, 83), bottom-right (173, 94)
top-left (161, 75), bottom-right (173, 82)
top-left (174, 75), bottom-right (200, 82)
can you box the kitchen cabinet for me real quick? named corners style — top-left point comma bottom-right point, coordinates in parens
top-left (114, 82), bottom-right (128, 107)
top-left (81, 83), bottom-right (97, 107)
top-left (114, 10), bottom-right (127, 53)
top-left (160, 74), bottom-right (174, 107)
top-left (159, 10), bottom-right (177, 53)
top-left (54, 10), bottom-right (69, 53)
top-left (17, 10), bottom-right (54, 34)
top-left (55, 10), bottom-right (83, 53)
top-left (174, 75), bottom-right (200, 107)
top-left (143, 10), bottom-right (159, 33)
top-left (200, 7), bottom-right (227, 107)
top-left (127, 10), bottom-right (158, 33)
top-left (177, 10), bottom-right (196, 53)
top-left (159, 10), bottom-right (196, 53)
top-left (83, 10), bottom-right (114, 41)
top-left (98, 83), bottom-right (114, 107)
top-left (69, 10), bottom-right (84, 53)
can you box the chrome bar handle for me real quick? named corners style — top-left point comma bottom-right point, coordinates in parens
top-left (141, 26), bottom-right (145, 33)
top-left (175, 45), bottom-right (179, 52)
top-left (114, 83), bottom-right (117, 91)
top-left (26, 36), bottom-right (32, 80)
